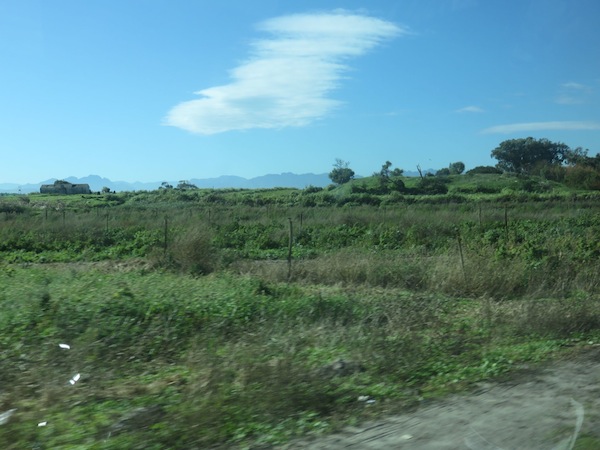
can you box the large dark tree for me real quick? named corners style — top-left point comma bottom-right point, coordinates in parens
top-left (378, 161), bottom-right (393, 179)
top-left (329, 158), bottom-right (355, 185)
top-left (176, 180), bottom-right (198, 190)
top-left (449, 161), bottom-right (465, 175)
top-left (491, 137), bottom-right (576, 174)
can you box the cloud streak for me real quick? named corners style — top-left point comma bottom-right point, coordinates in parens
top-left (482, 121), bottom-right (600, 134)
top-left (165, 12), bottom-right (404, 135)
top-left (456, 105), bottom-right (484, 113)
top-left (555, 81), bottom-right (593, 105)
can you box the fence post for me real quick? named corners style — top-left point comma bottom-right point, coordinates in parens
top-left (164, 216), bottom-right (169, 255)
top-left (456, 229), bottom-right (467, 282)
top-left (287, 218), bottom-right (293, 282)
top-left (504, 205), bottom-right (509, 240)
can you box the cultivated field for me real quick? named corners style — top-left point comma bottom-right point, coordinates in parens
top-left (1, 179), bottom-right (600, 448)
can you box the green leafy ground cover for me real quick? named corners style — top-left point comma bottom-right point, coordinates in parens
top-left (1, 181), bottom-right (599, 448)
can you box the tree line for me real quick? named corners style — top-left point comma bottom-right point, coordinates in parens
top-left (330, 137), bottom-right (600, 190)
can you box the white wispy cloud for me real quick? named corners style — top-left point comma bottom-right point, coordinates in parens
top-left (455, 105), bottom-right (484, 113)
top-left (164, 12), bottom-right (404, 135)
top-left (482, 121), bottom-right (600, 134)
top-left (562, 82), bottom-right (587, 90)
top-left (555, 95), bottom-right (584, 105)
top-left (555, 81), bottom-right (593, 105)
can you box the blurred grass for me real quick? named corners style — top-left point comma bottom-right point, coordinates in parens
top-left (1, 265), bottom-right (599, 448)
top-left (0, 185), bottom-right (599, 447)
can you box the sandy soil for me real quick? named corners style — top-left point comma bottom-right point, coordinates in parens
top-left (286, 346), bottom-right (600, 450)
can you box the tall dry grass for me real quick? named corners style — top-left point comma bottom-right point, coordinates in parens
top-left (233, 246), bottom-right (600, 301)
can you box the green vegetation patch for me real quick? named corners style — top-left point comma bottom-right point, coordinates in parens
top-left (1, 265), bottom-right (599, 448)
top-left (1, 182), bottom-right (600, 448)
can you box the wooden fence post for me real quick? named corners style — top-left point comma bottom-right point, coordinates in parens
top-left (456, 229), bottom-right (467, 282)
top-left (164, 216), bottom-right (169, 255)
top-left (287, 218), bottom-right (293, 282)
top-left (504, 205), bottom-right (509, 240)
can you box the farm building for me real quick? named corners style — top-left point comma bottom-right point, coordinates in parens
top-left (40, 180), bottom-right (92, 195)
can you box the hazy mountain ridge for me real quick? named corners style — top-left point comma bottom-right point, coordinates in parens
top-left (0, 173), bottom-right (331, 193)
top-left (0, 170), bottom-right (431, 194)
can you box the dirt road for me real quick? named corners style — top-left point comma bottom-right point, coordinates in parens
top-left (286, 346), bottom-right (600, 450)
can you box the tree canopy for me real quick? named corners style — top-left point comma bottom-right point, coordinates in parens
top-left (437, 161), bottom-right (465, 176)
top-left (449, 161), bottom-right (465, 175)
top-left (177, 180), bottom-right (198, 190)
top-left (329, 159), bottom-right (355, 185)
top-left (491, 137), bottom-right (581, 174)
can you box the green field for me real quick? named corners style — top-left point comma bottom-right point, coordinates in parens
top-left (1, 177), bottom-right (600, 448)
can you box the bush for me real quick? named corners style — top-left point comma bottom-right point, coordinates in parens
top-left (0, 203), bottom-right (26, 214)
top-left (536, 163), bottom-right (565, 182)
top-left (345, 194), bottom-right (381, 206)
top-left (303, 185), bottom-right (323, 194)
top-left (414, 177), bottom-right (449, 195)
top-left (466, 166), bottom-right (503, 175)
top-left (168, 227), bottom-right (218, 275)
top-left (564, 166), bottom-right (600, 190)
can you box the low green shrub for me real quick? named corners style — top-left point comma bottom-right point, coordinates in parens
top-left (166, 226), bottom-right (218, 275)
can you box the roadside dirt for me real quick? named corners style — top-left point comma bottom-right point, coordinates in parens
top-left (285, 346), bottom-right (600, 450)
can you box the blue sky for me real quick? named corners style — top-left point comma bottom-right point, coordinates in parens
top-left (1, 0), bottom-right (599, 184)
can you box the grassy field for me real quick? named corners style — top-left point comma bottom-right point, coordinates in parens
top-left (1, 179), bottom-right (600, 448)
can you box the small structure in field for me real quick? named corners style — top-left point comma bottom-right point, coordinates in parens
top-left (40, 180), bottom-right (92, 195)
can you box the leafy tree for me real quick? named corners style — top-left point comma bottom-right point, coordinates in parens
top-left (491, 137), bottom-right (573, 174)
top-left (372, 161), bottom-right (405, 193)
top-left (101, 186), bottom-right (111, 194)
top-left (378, 161), bottom-right (393, 179)
top-left (329, 159), bottom-right (355, 185)
top-left (160, 181), bottom-right (173, 190)
top-left (449, 161), bottom-right (465, 175)
top-left (177, 180), bottom-right (198, 190)
top-left (436, 168), bottom-right (451, 176)
top-left (374, 161), bottom-right (403, 179)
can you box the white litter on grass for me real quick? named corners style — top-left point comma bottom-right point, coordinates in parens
top-left (0, 409), bottom-right (17, 425)
top-left (69, 373), bottom-right (81, 385)
top-left (59, 343), bottom-right (70, 349)
top-left (565, 398), bottom-right (584, 450)
top-left (38, 421), bottom-right (47, 427)
top-left (465, 426), bottom-right (504, 450)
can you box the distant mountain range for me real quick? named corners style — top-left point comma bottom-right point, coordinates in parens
top-left (0, 170), bottom-right (430, 194)
top-left (0, 173), bottom-right (331, 194)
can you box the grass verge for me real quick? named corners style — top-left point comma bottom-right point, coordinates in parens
top-left (1, 265), bottom-right (599, 448)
